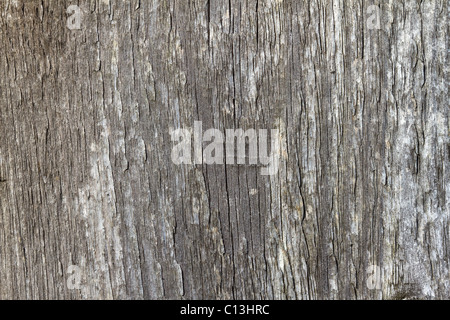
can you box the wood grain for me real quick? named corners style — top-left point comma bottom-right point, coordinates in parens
top-left (0, 0), bottom-right (448, 299)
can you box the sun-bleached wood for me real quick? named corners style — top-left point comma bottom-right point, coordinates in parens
top-left (0, 0), bottom-right (448, 299)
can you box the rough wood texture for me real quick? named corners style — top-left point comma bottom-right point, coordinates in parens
top-left (0, 0), bottom-right (448, 300)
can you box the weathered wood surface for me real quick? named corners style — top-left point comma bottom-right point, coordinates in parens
top-left (0, 0), bottom-right (448, 299)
